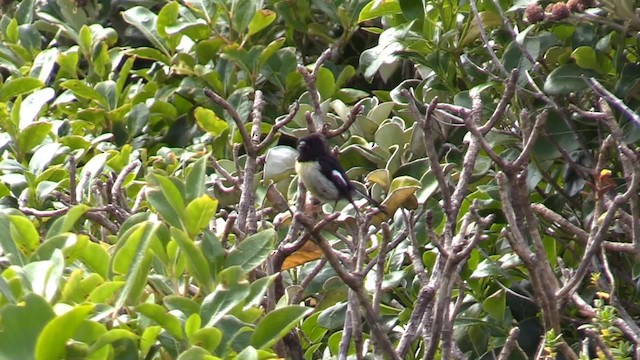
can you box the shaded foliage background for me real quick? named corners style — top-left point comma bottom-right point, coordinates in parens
top-left (0, 0), bottom-right (639, 359)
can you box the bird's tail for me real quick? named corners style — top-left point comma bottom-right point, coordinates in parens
top-left (353, 186), bottom-right (382, 208)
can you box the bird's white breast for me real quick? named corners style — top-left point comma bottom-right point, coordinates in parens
top-left (295, 161), bottom-right (340, 201)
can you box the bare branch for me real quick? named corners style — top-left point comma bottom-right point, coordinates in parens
top-left (258, 101), bottom-right (299, 151)
top-left (204, 88), bottom-right (253, 153)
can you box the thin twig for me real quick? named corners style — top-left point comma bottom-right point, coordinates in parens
top-left (204, 88), bottom-right (253, 153)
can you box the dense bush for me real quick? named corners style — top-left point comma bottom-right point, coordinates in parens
top-left (0, 0), bottom-right (639, 359)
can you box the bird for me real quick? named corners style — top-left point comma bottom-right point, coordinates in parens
top-left (295, 133), bottom-right (380, 209)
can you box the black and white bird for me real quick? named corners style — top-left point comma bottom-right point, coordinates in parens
top-left (295, 133), bottom-right (379, 208)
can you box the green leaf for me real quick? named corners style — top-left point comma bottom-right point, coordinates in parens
top-left (17, 122), bottom-right (52, 156)
top-left (0, 211), bottom-right (26, 265)
top-left (171, 227), bottom-right (213, 292)
top-left (176, 346), bottom-right (215, 360)
top-left (122, 6), bottom-right (170, 54)
top-left (15, 0), bottom-right (36, 25)
top-left (88, 281), bottom-right (125, 303)
top-left (112, 221), bottom-right (160, 309)
top-left (194, 107), bottom-right (229, 137)
top-left (79, 152), bottom-right (110, 185)
top-left (79, 25), bottom-right (92, 56)
top-left (245, 274), bottom-right (277, 309)
top-left (23, 249), bottom-right (65, 301)
top-left (248, 9), bottom-right (276, 36)
top-left (0, 293), bottom-right (55, 360)
top-left (34, 304), bottom-right (94, 360)
top-left (60, 80), bottom-right (108, 107)
top-left (87, 329), bottom-right (139, 355)
top-left (542, 235), bottom-right (557, 269)
top-left (226, 228), bottom-right (276, 272)
top-left (316, 67), bottom-right (336, 100)
top-left (358, 0), bottom-right (402, 22)
top-left (137, 303), bottom-right (184, 340)
top-left (164, 295), bottom-right (202, 317)
top-left (46, 205), bottom-right (91, 238)
top-left (236, 346), bottom-right (258, 359)
top-left (185, 313), bottom-right (201, 340)
top-left (185, 156), bottom-right (208, 202)
top-left (482, 290), bottom-right (505, 321)
top-left (543, 63), bottom-right (596, 94)
top-left (9, 214), bottom-right (39, 256)
top-left (200, 266), bottom-right (251, 327)
top-left (146, 173), bottom-right (186, 229)
top-left (157, 1), bottom-right (180, 38)
top-left (184, 195), bottom-right (218, 236)
top-left (570, 46), bottom-right (600, 72)
top-left (251, 305), bottom-right (312, 349)
top-left (263, 146), bottom-right (297, 183)
top-left (0, 77), bottom-right (43, 101)
top-left (19, 87), bottom-right (55, 129)
top-left (31, 233), bottom-right (88, 264)
top-left (258, 38), bottom-right (285, 68)
top-left (189, 327), bottom-right (222, 353)
top-left (140, 326), bottom-right (162, 358)
top-left (125, 47), bottom-right (171, 65)
top-left (231, 0), bottom-right (256, 35)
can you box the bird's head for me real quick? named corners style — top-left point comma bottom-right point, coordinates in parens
top-left (297, 133), bottom-right (330, 161)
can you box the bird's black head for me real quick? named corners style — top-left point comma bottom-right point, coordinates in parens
top-left (297, 133), bottom-right (330, 161)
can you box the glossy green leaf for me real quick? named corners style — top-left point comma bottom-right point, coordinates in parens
top-left (0, 293), bottom-right (54, 360)
top-left (34, 304), bottom-right (94, 360)
top-left (31, 233), bottom-right (88, 264)
top-left (245, 274), bottom-right (277, 309)
top-left (17, 122), bottom-right (52, 155)
top-left (264, 146), bottom-right (297, 183)
top-left (9, 214), bottom-right (39, 256)
top-left (137, 303), bottom-right (184, 340)
top-left (185, 156), bottom-right (208, 203)
top-left (571, 46), bottom-right (599, 71)
top-left (157, 1), bottom-right (179, 38)
top-left (176, 346), bottom-right (215, 360)
top-left (226, 228), bottom-right (276, 272)
top-left (15, 0), bottom-right (36, 25)
top-left (543, 63), bottom-right (596, 94)
top-left (146, 173), bottom-right (186, 229)
top-left (248, 9), bottom-right (276, 36)
top-left (46, 205), bottom-right (91, 238)
top-left (201, 266), bottom-right (251, 327)
top-left (184, 195), bottom-right (218, 236)
top-left (23, 249), bottom-right (64, 301)
top-left (112, 221), bottom-right (160, 309)
top-left (195, 107), bottom-right (229, 137)
top-left (0, 211), bottom-right (26, 265)
top-left (251, 305), bottom-right (312, 349)
top-left (122, 6), bottom-right (170, 54)
top-left (125, 47), bottom-right (171, 65)
top-left (358, 0), bottom-right (402, 22)
top-left (60, 80), bottom-right (108, 107)
top-left (316, 67), bottom-right (336, 100)
top-left (19, 87), bottom-right (54, 129)
top-left (0, 77), bottom-right (43, 101)
top-left (88, 329), bottom-right (139, 355)
top-left (482, 290), bottom-right (505, 321)
top-left (88, 281), bottom-right (125, 303)
top-left (189, 327), bottom-right (222, 353)
top-left (171, 227), bottom-right (213, 292)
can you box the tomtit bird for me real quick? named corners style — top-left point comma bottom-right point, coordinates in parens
top-left (295, 133), bottom-right (379, 208)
